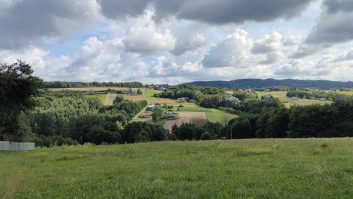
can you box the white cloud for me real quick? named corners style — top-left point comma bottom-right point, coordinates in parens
top-left (202, 28), bottom-right (254, 68)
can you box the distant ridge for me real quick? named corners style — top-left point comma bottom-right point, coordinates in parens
top-left (189, 79), bottom-right (353, 89)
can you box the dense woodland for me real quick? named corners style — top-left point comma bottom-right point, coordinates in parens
top-left (2, 61), bottom-right (353, 146)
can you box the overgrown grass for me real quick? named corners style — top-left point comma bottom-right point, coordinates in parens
top-left (84, 94), bottom-right (106, 105)
top-left (1, 139), bottom-right (353, 198)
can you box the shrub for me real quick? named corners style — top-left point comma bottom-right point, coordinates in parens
top-left (201, 132), bottom-right (212, 140)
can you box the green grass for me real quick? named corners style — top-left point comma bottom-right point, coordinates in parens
top-left (256, 91), bottom-right (331, 108)
top-left (1, 139), bottom-right (353, 198)
top-left (179, 104), bottom-right (236, 124)
top-left (84, 94), bottom-right (106, 104)
top-left (338, 90), bottom-right (353, 96)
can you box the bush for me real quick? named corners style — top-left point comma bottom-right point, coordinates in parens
top-left (201, 132), bottom-right (212, 140)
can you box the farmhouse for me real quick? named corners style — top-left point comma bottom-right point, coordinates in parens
top-left (139, 111), bottom-right (152, 118)
top-left (162, 111), bottom-right (175, 119)
top-left (262, 95), bottom-right (273, 100)
top-left (146, 104), bottom-right (161, 111)
top-left (176, 97), bottom-right (189, 103)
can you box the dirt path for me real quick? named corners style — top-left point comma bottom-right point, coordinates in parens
top-left (164, 112), bottom-right (207, 133)
top-left (104, 94), bottom-right (117, 106)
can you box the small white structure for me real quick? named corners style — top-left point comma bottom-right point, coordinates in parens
top-left (0, 141), bottom-right (35, 151)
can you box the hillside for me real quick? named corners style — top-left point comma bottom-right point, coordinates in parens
top-left (1, 139), bottom-right (353, 198)
top-left (190, 79), bottom-right (353, 89)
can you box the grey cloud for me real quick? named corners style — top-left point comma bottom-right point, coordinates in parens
top-left (99, 0), bottom-right (314, 24)
top-left (306, 0), bottom-right (353, 45)
top-left (0, 0), bottom-right (99, 49)
top-left (98, 0), bottom-right (150, 19)
top-left (334, 50), bottom-right (353, 62)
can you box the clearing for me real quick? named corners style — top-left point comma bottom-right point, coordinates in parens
top-left (256, 91), bottom-right (331, 108)
top-left (1, 138), bottom-right (353, 198)
top-left (164, 112), bottom-right (207, 132)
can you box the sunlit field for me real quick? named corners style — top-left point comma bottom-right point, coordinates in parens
top-left (256, 91), bottom-right (331, 108)
top-left (1, 139), bottom-right (353, 198)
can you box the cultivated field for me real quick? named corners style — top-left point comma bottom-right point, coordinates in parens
top-left (104, 94), bottom-right (117, 106)
top-left (164, 112), bottom-right (207, 132)
top-left (124, 94), bottom-right (145, 102)
top-left (1, 138), bottom-right (353, 198)
top-left (48, 87), bottom-right (128, 92)
top-left (256, 91), bottom-right (331, 108)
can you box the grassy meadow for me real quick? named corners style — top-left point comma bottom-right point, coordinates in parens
top-left (337, 90), bottom-right (353, 96)
top-left (256, 91), bottom-right (331, 108)
top-left (1, 139), bottom-right (353, 198)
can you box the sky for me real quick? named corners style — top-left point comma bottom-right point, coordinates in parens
top-left (1, 0), bottom-right (353, 84)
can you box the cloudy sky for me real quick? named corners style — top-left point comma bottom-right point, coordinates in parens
top-left (1, 0), bottom-right (353, 84)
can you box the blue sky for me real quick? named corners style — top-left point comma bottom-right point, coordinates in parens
top-left (1, 0), bottom-right (353, 84)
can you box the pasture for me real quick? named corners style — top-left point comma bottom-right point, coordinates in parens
top-left (1, 138), bottom-right (353, 198)
top-left (338, 90), bottom-right (353, 96)
top-left (84, 94), bottom-right (106, 105)
top-left (256, 91), bottom-right (331, 108)
top-left (178, 104), bottom-right (236, 124)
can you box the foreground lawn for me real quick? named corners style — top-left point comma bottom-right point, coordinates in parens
top-left (2, 139), bottom-right (353, 198)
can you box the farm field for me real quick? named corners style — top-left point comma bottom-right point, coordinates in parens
top-left (142, 89), bottom-right (177, 104)
top-left (256, 91), bottom-right (331, 108)
top-left (48, 87), bottom-right (129, 92)
top-left (104, 94), bottom-right (117, 106)
top-left (164, 112), bottom-right (207, 132)
top-left (338, 90), bottom-right (353, 96)
top-left (179, 104), bottom-right (236, 124)
top-left (84, 94), bottom-right (106, 105)
top-left (1, 138), bottom-right (353, 198)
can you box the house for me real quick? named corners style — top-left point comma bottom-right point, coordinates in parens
top-left (262, 95), bottom-right (273, 100)
top-left (139, 111), bottom-right (152, 118)
top-left (162, 111), bottom-right (175, 119)
top-left (176, 97), bottom-right (189, 103)
top-left (289, 96), bottom-right (299, 100)
top-left (146, 105), bottom-right (155, 111)
top-left (146, 104), bottom-right (160, 111)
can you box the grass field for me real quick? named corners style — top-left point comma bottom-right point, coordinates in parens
top-left (142, 89), bottom-right (177, 105)
top-left (179, 104), bottom-right (236, 124)
top-left (256, 91), bottom-right (331, 108)
top-left (85, 94), bottom-right (106, 105)
top-left (1, 139), bottom-right (353, 198)
top-left (338, 90), bottom-right (353, 96)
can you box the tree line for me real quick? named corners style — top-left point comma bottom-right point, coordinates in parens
top-left (45, 81), bottom-right (143, 88)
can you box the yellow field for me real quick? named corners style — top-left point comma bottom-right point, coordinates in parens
top-left (123, 95), bottom-right (145, 102)
top-left (256, 91), bottom-right (331, 108)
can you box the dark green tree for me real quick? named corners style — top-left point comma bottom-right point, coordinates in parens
top-left (0, 60), bottom-right (42, 140)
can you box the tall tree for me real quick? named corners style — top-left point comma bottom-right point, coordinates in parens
top-left (0, 60), bottom-right (42, 140)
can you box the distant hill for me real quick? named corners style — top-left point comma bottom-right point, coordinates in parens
top-left (189, 79), bottom-right (353, 89)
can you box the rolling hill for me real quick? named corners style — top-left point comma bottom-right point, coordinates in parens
top-left (190, 79), bottom-right (353, 89)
